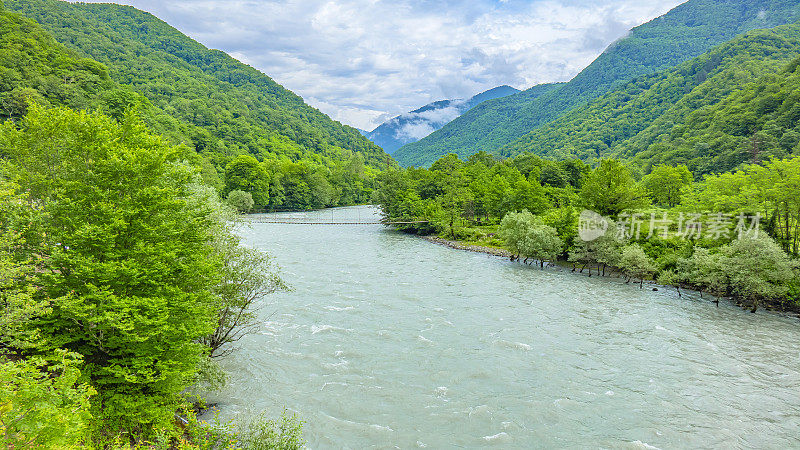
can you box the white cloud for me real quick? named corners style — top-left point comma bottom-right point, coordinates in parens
top-left (413, 105), bottom-right (465, 126)
top-left (80, 0), bottom-right (685, 130)
top-left (396, 122), bottom-right (437, 141)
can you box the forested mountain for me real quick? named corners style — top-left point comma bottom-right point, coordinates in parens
top-left (365, 85), bottom-right (519, 154)
top-left (502, 23), bottom-right (800, 176)
top-left (394, 0), bottom-right (800, 167)
top-left (0, 7), bottom-right (118, 115)
top-left (4, 0), bottom-right (388, 169)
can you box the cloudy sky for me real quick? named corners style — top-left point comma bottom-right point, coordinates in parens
top-left (83, 0), bottom-right (685, 130)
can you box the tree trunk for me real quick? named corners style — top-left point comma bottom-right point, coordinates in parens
top-left (449, 216), bottom-right (454, 239)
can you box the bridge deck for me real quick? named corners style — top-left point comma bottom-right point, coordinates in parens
top-left (244, 219), bottom-right (428, 225)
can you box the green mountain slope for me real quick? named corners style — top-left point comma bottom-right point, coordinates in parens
top-left (0, 9), bottom-right (101, 111)
top-left (625, 53), bottom-right (800, 174)
top-left (0, 6), bottom-right (208, 140)
top-left (5, 0), bottom-right (388, 169)
top-left (394, 0), bottom-right (800, 167)
top-left (502, 23), bottom-right (800, 176)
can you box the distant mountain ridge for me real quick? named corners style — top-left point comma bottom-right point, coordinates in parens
top-left (394, 0), bottom-right (800, 167)
top-left (366, 85), bottom-right (519, 154)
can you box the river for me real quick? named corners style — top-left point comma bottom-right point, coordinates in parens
top-left (207, 206), bottom-right (800, 449)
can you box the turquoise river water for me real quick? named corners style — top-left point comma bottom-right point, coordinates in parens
top-left (206, 206), bottom-right (800, 449)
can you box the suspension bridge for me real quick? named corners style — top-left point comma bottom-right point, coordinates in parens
top-left (244, 217), bottom-right (428, 225)
top-left (242, 209), bottom-right (427, 225)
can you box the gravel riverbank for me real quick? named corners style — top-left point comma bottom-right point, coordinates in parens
top-left (420, 236), bottom-right (513, 258)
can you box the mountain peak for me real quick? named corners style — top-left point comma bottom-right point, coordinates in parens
top-left (366, 85), bottom-right (520, 154)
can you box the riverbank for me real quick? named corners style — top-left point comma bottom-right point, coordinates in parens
top-left (421, 235), bottom-right (593, 274)
top-left (420, 236), bottom-right (512, 258)
top-left (421, 234), bottom-right (800, 315)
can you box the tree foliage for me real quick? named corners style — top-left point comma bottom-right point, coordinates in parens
top-left (226, 190), bottom-right (255, 213)
top-left (619, 244), bottom-right (657, 287)
top-left (374, 152), bottom-right (590, 236)
top-left (642, 165), bottom-right (693, 207)
top-left (203, 228), bottom-right (287, 358)
top-left (719, 235), bottom-right (796, 311)
top-left (579, 159), bottom-right (649, 218)
top-left (1, 106), bottom-right (222, 436)
top-left (0, 351), bottom-right (95, 448)
top-left (0, 102), bottom-right (304, 447)
top-left (500, 210), bottom-right (563, 266)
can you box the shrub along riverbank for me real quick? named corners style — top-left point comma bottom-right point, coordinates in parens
top-left (374, 153), bottom-right (800, 314)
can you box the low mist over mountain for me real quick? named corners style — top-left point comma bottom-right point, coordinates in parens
top-left (366, 86), bottom-right (519, 154)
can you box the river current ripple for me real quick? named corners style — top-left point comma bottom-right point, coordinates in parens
top-left (207, 206), bottom-right (800, 449)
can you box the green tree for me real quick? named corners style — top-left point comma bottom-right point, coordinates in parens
top-left (561, 159), bottom-right (590, 188)
top-left (643, 164), bottom-right (693, 207)
top-left (438, 182), bottom-right (472, 239)
top-left (619, 244), bottom-right (657, 288)
top-left (1, 106), bottom-right (221, 439)
top-left (484, 175), bottom-right (512, 219)
top-left (500, 210), bottom-right (563, 267)
top-left (541, 206), bottom-right (578, 251)
top-left (203, 229), bottom-right (287, 358)
top-left (539, 161), bottom-right (567, 187)
top-left (720, 235), bottom-right (796, 312)
top-left (225, 155), bottom-right (270, 210)
top-left (677, 247), bottom-right (727, 299)
top-left (580, 160), bottom-right (649, 218)
top-left (507, 179), bottom-right (549, 215)
top-left (570, 234), bottom-right (625, 277)
top-left (226, 189), bottom-right (254, 213)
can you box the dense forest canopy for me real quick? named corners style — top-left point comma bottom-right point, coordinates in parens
top-left (0, 1), bottom-right (390, 211)
top-left (394, 0), bottom-right (800, 167)
top-left (0, 7), bottom-right (116, 116)
top-left (5, 0), bottom-right (387, 168)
